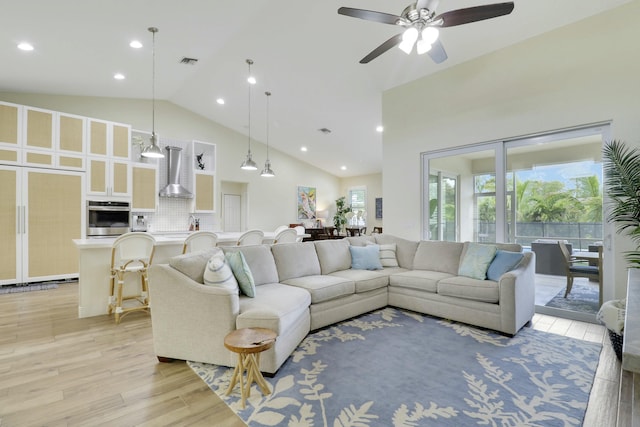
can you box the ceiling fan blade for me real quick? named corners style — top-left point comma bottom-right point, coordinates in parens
top-left (338, 7), bottom-right (401, 26)
top-left (433, 2), bottom-right (514, 28)
top-left (360, 33), bottom-right (403, 64)
top-left (427, 38), bottom-right (448, 64)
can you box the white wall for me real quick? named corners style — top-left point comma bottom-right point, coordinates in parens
top-left (382, 1), bottom-right (640, 299)
top-left (0, 93), bottom-right (342, 231)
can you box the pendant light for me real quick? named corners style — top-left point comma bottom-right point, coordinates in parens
top-left (240, 59), bottom-right (258, 170)
top-left (261, 91), bottom-right (275, 177)
top-left (141, 27), bottom-right (164, 159)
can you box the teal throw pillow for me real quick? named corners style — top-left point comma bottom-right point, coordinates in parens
top-left (203, 250), bottom-right (238, 291)
top-left (350, 244), bottom-right (383, 270)
top-left (458, 243), bottom-right (497, 280)
top-left (225, 251), bottom-right (256, 297)
top-left (486, 250), bottom-right (524, 281)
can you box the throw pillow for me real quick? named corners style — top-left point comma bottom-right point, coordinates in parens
top-left (225, 251), bottom-right (256, 297)
top-left (203, 250), bottom-right (238, 291)
top-left (458, 242), bottom-right (497, 280)
top-left (350, 244), bottom-right (383, 270)
top-left (367, 242), bottom-right (399, 267)
top-left (486, 250), bottom-right (524, 281)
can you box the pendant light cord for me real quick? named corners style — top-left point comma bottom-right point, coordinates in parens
top-left (149, 27), bottom-right (158, 136)
top-left (247, 59), bottom-right (253, 155)
top-left (265, 91), bottom-right (270, 160)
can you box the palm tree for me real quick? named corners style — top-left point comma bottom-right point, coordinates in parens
top-left (603, 140), bottom-right (640, 266)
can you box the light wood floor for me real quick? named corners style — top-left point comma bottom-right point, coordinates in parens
top-left (0, 283), bottom-right (622, 426)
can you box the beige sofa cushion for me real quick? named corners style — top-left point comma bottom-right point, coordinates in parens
top-left (271, 242), bottom-right (321, 281)
top-left (413, 241), bottom-right (464, 275)
top-left (237, 283), bottom-right (311, 333)
top-left (374, 235), bottom-right (419, 269)
top-left (346, 235), bottom-right (376, 246)
top-left (329, 269), bottom-right (389, 293)
top-left (169, 248), bottom-right (218, 284)
top-left (314, 239), bottom-right (351, 274)
top-left (389, 270), bottom-right (453, 293)
top-left (437, 276), bottom-right (500, 303)
top-left (282, 275), bottom-right (354, 304)
top-left (222, 245), bottom-right (279, 286)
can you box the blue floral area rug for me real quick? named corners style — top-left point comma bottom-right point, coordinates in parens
top-left (189, 307), bottom-right (601, 426)
top-left (545, 282), bottom-right (600, 314)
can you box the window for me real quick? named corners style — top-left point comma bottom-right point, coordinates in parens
top-left (348, 187), bottom-right (366, 226)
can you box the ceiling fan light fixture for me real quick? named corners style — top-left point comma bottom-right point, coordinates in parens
top-left (422, 26), bottom-right (439, 44)
top-left (399, 27), bottom-right (418, 54)
top-left (416, 39), bottom-right (432, 55)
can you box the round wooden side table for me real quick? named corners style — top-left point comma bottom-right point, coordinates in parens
top-left (224, 327), bottom-right (277, 408)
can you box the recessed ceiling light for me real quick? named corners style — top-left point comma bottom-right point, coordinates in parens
top-left (341, 165), bottom-right (347, 171)
top-left (130, 40), bottom-right (143, 49)
top-left (113, 73), bottom-right (125, 80)
top-left (216, 98), bottom-right (225, 105)
top-left (300, 147), bottom-right (308, 152)
top-left (376, 125), bottom-right (384, 132)
top-left (17, 42), bottom-right (34, 51)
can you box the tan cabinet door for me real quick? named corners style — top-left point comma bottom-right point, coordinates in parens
top-left (132, 163), bottom-right (158, 211)
top-left (0, 102), bottom-right (20, 146)
top-left (195, 172), bottom-right (215, 212)
top-left (26, 169), bottom-right (83, 280)
top-left (0, 166), bottom-right (19, 284)
top-left (24, 107), bottom-right (54, 151)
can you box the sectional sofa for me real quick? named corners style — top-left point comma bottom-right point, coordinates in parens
top-left (148, 234), bottom-right (535, 374)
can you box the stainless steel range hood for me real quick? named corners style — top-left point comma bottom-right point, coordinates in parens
top-left (159, 146), bottom-right (193, 198)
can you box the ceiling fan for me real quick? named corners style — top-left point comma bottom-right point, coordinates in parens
top-left (338, 0), bottom-right (514, 64)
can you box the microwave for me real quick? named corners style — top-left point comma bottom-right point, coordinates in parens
top-left (86, 200), bottom-right (131, 237)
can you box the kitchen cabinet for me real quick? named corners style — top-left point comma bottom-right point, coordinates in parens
top-left (57, 112), bottom-right (86, 171)
top-left (0, 101), bottom-right (21, 148)
top-left (0, 165), bottom-right (84, 286)
top-left (86, 119), bottom-right (131, 197)
top-left (192, 140), bottom-right (216, 213)
top-left (132, 162), bottom-right (158, 211)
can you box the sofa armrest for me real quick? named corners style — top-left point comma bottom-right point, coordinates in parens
top-left (496, 252), bottom-right (536, 335)
top-left (148, 264), bottom-right (240, 366)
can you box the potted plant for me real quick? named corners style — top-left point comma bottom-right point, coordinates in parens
top-left (333, 196), bottom-right (351, 234)
top-left (603, 139), bottom-right (640, 266)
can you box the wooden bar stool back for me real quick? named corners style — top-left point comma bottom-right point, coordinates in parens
top-left (108, 232), bottom-right (156, 324)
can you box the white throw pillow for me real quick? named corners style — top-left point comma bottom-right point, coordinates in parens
top-left (366, 242), bottom-right (399, 267)
top-left (203, 249), bottom-right (238, 290)
top-left (379, 243), bottom-right (399, 267)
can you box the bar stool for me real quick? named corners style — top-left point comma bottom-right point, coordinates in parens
top-left (182, 231), bottom-right (218, 253)
top-left (108, 232), bottom-right (156, 324)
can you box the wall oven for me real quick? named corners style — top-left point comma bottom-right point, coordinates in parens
top-left (86, 200), bottom-right (131, 237)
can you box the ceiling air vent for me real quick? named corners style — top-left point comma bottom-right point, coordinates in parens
top-left (318, 128), bottom-right (332, 134)
top-left (180, 57), bottom-right (199, 65)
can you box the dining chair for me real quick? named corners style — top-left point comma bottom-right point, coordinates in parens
top-left (558, 241), bottom-right (602, 305)
top-left (273, 228), bottom-right (297, 244)
top-left (237, 229), bottom-right (265, 246)
top-left (273, 225), bottom-right (288, 235)
top-left (372, 226), bottom-right (383, 234)
top-left (108, 232), bottom-right (156, 324)
top-left (182, 231), bottom-right (218, 254)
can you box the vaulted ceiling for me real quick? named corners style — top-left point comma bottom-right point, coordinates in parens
top-left (0, 0), bottom-right (629, 176)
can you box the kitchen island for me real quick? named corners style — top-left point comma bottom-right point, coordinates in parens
top-left (72, 231), bottom-right (283, 318)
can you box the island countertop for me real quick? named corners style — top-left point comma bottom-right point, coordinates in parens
top-left (72, 230), bottom-right (293, 318)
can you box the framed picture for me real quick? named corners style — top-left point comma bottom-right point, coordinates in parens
top-left (297, 186), bottom-right (317, 220)
top-left (375, 197), bottom-right (383, 219)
